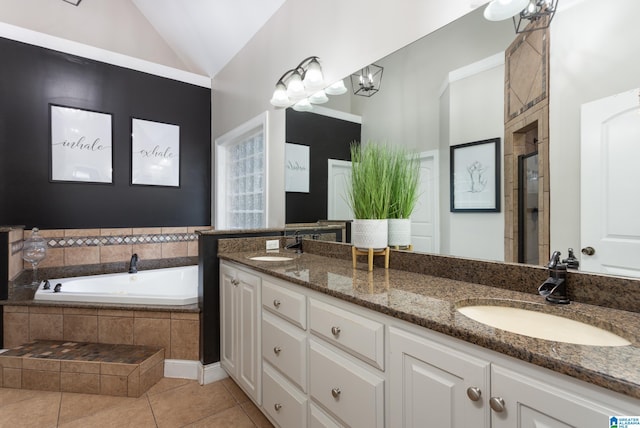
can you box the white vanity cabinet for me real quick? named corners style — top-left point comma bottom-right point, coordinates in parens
top-left (221, 261), bottom-right (640, 428)
top-left (389, 325), bottom-right (640, 428)
top-left (220, 261), bottom-right (262, 404)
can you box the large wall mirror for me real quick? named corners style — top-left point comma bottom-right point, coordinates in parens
top-left (285, 0), bottom-right (640, 279)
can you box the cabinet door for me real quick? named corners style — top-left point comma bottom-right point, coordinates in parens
top-left (237, 268), bottom-right (262, 405)
top-left (389, 327), bottom-right (490, 428)
top-left (491, 364), bottom-right (633, 428)
top-left (220, 263), bottom-right (237, 375)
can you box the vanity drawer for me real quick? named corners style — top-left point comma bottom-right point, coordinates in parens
top-left (309, 298), bottom-right (384, 370)
top-left (263, 278), bottom-right (307, 329)
top-left (263, 363), bottom-right (307, 428)
top-left (262, 311), bottom-right (308, 392)
top-left (310, 403), bottom-right (345, 428)
top-left (309, 340), bottom-right (384, 428)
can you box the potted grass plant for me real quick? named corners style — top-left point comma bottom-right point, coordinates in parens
top-left (387, 147), bottom-right (420, 247)
top-left (347, 142), bottom-right (393, 249)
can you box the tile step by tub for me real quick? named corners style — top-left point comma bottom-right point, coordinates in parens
top-left (0, 340), bottom-right (164, 397)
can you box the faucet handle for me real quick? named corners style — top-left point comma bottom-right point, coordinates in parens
top-left (547, 251), bottom-right (561, 269)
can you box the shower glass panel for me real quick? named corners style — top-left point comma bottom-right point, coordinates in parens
top-left (518, 152), bottom-right (539, 264)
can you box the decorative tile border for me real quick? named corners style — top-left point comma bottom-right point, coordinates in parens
top-left (11, 240), bottom-right (24, 255)
top-left (43, 233), bottom-right (198, 248)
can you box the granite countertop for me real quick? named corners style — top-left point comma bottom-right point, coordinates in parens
top-left (219, 250), bottom-right (640, 400)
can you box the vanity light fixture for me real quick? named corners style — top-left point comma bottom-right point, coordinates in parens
top-left (270, 56), bottom-right (337, 110)
top-left (350, 64), bottom-right (383, 97)
top-left (484, 0), bottom-right (558, 33)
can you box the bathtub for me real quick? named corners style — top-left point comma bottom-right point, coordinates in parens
top-left (34, 265), bottom-right (198, 305)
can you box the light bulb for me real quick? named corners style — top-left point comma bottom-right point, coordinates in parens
top-left (303, 58), bottom-right (325, 92)
top-left (286, 71), bottom-right (306, 101)
top-left (270, 82), bottom-right (290, 107)
top-left (292, 98), bottom-right (313, 112)
top-left (309, 90), bottom-right (328, 104)
top-left (325, 80), bottom-right (347, 95)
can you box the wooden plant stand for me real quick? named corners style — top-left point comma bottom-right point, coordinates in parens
top-left (352, 246), bottom-right (390, 271)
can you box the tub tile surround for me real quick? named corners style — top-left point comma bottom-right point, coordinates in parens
top-left (218, 239), bottom-right (640, 399)
top-left (22, 226), bottom-right (207, 270)
top-left (0, 340), bottom-right (164, 397)
top-left (2, 305), bottom-right (200, 361)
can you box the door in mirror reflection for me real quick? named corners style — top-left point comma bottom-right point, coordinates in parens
top-left (327, 159), bottom-right (353, 221)
top-left (581, 88), bottom-right (640, 277)
top-left (411, 151), bottom-right (439, 253)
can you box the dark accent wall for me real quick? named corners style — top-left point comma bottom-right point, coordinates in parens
top-left (0, 37), bottom-right (211, 229)
top-left (285, 109), bottom-right (361, 223)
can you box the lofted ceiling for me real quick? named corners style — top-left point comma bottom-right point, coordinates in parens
top-left (131, 0), bottom-right (287, 77)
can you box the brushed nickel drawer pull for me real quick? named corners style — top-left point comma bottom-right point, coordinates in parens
top-left (273, 346), bottom-right (282, 355)
top-left (273, 299), bottom-right (281, 308)
top-left (331, 387), bottom-right (341, 398)
top-left (489, 397), bottom-right (505, 413)
top-left (274, 403), bottom-right (282, 411)
top-left (331, 326), bottom-right (341, 336)
top-left (466, 386), bottom-right (481, 402)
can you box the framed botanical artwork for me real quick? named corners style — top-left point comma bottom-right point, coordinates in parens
top-left (450, 138), bottom-right (501, 212)
top-left (285, 142), bottom-right (310, 193)
top-left (50, 104), bottom-right (113, 183)
top-left (131, 118), bottom-right (180, 187)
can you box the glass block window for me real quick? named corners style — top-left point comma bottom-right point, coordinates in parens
top-left (215, 112), bottom-right (267, 229)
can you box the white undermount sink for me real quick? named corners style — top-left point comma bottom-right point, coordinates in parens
top-left (457, 305), bottom-right (631, 347)
top-left (248, 256), bottom-right (294, 262)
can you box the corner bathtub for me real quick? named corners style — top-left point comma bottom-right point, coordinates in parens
top-left (34, 265), bottom-right (198, 305)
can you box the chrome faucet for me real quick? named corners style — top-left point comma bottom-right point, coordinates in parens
top-left (129, 253), bottom-right (139, 274)
top-left (538, 251), bottom-right (570, 304)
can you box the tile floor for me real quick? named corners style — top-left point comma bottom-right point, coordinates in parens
top-left (0, 376), bottom-right (274, 427)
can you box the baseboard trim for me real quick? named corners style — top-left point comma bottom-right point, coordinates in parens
top-left (199, 362), bottom-right (228, 385)
top-left (163, 359), bottom-right (227, 385)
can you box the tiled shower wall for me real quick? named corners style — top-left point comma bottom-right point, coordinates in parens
top-left (8, 226), bottom-right (208, 280)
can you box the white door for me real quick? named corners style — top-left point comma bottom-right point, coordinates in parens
top-left (581, 88), bottom-right (640, 277)
top-left (411, 151), bottom-right (439, 253)
top-left (327, 159), bottom-right (353, 220)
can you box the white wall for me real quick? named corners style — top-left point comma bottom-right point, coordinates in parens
top-left (0, 0), bottom-right (192, 73)
top-left (549, 0), bottom-right (640, 255)
top-left (355, 7), bottom-right (512, 153)
top-left (445, 65), bottom-right (505, 261)
top-left (211, 0), bottom-right (488, 227)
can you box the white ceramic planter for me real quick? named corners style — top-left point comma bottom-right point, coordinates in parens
top-left (351, 219), bottom-right (388, 250)
top-left (388, 218), bottom-right (411, 247)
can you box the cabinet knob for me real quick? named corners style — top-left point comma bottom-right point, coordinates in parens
top-left (489, 397), bottom-right (505, 413)
top-left (273, 299), bottom-right (281, 308)
top-left (466, 386), bottom-right (482, 402)
top-left (273, 346), bottom-right (282, 355)
top-left (231, 278), bottom-right (239, 286)
top-left (274, 403), bottom-right (282, 412)
top-left (331, 387), bottom-right (341, 398)
top-left (331, 326), bottom-right (341, 336)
